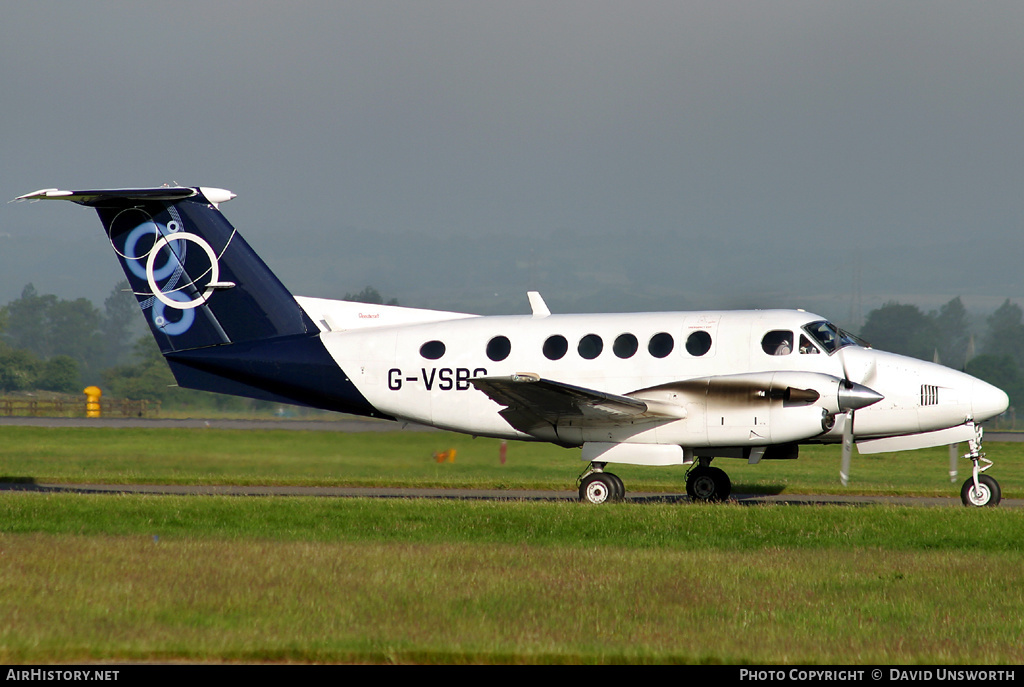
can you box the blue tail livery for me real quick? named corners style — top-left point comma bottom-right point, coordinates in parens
top-left (18, 187), bottom-right (382, 417)
top-left (19, 185), bottom-right (1010, 506)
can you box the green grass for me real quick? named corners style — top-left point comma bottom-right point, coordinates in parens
top-left (3, 491), bottom-right (1024, 550)
top-left (2, 426), bottom-right (1023, 664)
top-left (0, 426), bottom-right (1021, 497)
top-left (1, 495), bottom-right (1023, 664)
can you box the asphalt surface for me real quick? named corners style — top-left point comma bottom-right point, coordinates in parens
top-left (1, 416), bottom-right (1019, 507)
top-left (2, 481), bottom-right (1020, 508)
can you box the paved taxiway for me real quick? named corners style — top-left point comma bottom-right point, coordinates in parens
top-left (2, 482), bottom-right (1020, 507)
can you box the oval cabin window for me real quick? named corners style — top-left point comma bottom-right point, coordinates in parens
top-left (543, 335), bottom-right (568, 360)
top-left (614, 333), bottom-right (638, 359)
top-left (487, 335), bottom-right (511, 362)
top-left (685, 330), bottom-right (712, 356)
top-left (420, 340), bottom-right (446, 360)
top-left (578, 334), bottom-right (603, 360)
top-left (648, 332), bottom-right (675, 358)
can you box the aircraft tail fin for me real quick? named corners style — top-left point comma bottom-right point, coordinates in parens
top-left (19, 187), bottom-right (316, 353)
top-left (17, 187), bottom-right (385, 417)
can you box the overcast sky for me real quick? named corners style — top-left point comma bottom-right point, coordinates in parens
top-left (4, 1), bottom-right (1024, 325)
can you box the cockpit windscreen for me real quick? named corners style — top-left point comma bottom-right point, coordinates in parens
top-left (802, 320), bottom-right (861, 354)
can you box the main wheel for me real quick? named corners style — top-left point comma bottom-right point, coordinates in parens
top-left (579, 473), bottom-right (616, 504)
top-left (606, 473), bottom-right (626, 501)
top-left (960, 474), bottom-right (1001, 507)
top-left (686, 466), bottom-right (731, 502)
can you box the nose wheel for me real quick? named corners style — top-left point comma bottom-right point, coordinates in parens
top-left (960, 426), bottom-right (1001, 507)
top-left (961, 473), bottom-right (1000, 507)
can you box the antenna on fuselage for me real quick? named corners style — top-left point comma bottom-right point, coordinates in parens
top-left (528, 291), bottom-right (550, 318)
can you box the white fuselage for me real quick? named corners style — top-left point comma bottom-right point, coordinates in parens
top-left (300, 299), bottom-right (1008, 456)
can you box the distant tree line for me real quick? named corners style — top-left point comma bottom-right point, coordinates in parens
top-left (0, 282), bottom-right (401, 407)
top-left (858, 297), bottom-right (1024, 410)
top-left (1, 283), bottom-right (1020, 414)
top-left (0, 281), bottom-right (137, 393)
top-left (343, 286), bottom-right (399, 306)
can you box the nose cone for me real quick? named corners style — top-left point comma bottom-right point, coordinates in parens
top-left (972, 379), bottom-right (1009, 422)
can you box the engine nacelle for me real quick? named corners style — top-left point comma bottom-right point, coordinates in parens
top-left (629, 371), bottom-right (882, 447)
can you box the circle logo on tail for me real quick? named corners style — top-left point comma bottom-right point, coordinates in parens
top-left (145, 232), bottom-right (221, 310)
top-left (151, 290), bottom-right (197, 335)
top-left (123, 220), bottom-right (184, 281)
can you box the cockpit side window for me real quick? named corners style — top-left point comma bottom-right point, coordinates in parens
top-left (761, 330), bottom-right (793, 356)
top-left (802, 321), bottom-right (858, 355)
top-left (799, 334), bottom-right (820, 354)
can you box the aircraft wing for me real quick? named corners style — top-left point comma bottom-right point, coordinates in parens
top-left (470, 373), bottom-right (669, 436)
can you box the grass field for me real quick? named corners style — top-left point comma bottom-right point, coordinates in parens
top-left (1, 425), bottom-right (1022, 497)
top-left (1, 426), bottom-right (1022, 664)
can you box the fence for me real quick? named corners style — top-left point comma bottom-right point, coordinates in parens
top-left (0, 398), bottom-right (160, 418)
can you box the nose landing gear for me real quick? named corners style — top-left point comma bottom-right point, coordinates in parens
top-left (960, 426), bottom-right (1001, 507)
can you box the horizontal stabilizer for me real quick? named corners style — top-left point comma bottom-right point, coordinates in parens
top-left (16, 187), bottom-right (236, 206)
top-left (17, 187), bottom-right (200, 204)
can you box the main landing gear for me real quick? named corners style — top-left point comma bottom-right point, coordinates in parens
top-left (577, 458), bottom-right (734, 504)
top-left (960, 427), bottom-right (1001, 507)
top-left (685, 459), bottom-right (731, 502)
top-left (578, 463), bottom-right (625, 504)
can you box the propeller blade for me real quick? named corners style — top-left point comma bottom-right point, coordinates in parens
top-left (838, 344), bottom-right (878, 387)
top-left (840, 410), bottom-right (854, 486)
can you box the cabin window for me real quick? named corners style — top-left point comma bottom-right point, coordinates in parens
top-left (578, 334), bottom-right (603, 360)
top-left (487, 335), bottom-right (511, 362)
top-left (685, 330), bottom-right (712, 356)
top-left (543, 335), bottom-right (568, 360)
top-left (420, 340), bottom-right (446, 360)
top-left (761, 330), bottom-right (793, 355)
top-left (613, 333), bottom-right (638, 359)
top-left (648, 332), bottom-right (674, 358)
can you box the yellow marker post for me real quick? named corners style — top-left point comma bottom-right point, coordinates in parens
top-left (84, 386), bottom-right (102, 418)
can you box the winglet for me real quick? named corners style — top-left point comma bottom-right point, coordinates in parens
top-left (527, 291), bottom-right (550, 318)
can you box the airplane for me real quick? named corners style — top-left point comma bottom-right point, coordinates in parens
top-left (16, 186), bottom-right (1011, 506)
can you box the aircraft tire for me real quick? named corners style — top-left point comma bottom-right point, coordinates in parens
top-left (579, 473), bottom-right (616, 504)
top-left (607, 473), bottom-right (625, 501)
top-left (686, 466), bottom-right (731, 502)
top-left (710, 467), bottom-right (731, 501)
top-left (960, 474), bottom-right (1001, 507)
